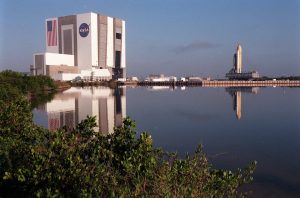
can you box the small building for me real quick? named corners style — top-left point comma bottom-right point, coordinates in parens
top-left (146, 74), bottom-right (170, 82)
top-left (145, 74), bottom-right (177, 82)
top-left (186, 76), bottom-right (202, 82)
top-left (127, 76), bottom-right (139, 81)
top-left (31, 12), bottom-right (126, 81)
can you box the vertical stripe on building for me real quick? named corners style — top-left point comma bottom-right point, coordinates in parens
top-left (106, 17), bottom-right (114, 67)
top-left (98, 15), bottom-right (108, 68)
top-left (121, 21), bottom-right (126, 68)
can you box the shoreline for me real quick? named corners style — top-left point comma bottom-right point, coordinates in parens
top-left (64, 80), bottom-right (300, 88)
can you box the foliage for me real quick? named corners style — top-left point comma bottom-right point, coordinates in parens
top-left (0, 70), bottom-right (56, 108)
top-left (275, 76), bottom-right (300, 80)
top-left (256, 76), bottom-right (300, 81)
top-left (0, 70), bottom-right (56, 95)
top-left (0, 96), bottom-right (256, 197)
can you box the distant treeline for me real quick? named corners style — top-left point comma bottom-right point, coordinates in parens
top-left (0, 70), bottom-right (56, 99)
top-left (258, 76), bottom-right (300, 80)
top-left (0, 70), bottom-right (57, 107)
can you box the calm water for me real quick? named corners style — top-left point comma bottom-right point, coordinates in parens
top-left (33, 86), bottom-right (300, 197)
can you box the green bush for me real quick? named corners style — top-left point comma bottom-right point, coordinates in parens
top-left (0, 96), bottom-right (256, 197)
top-left (0, 70), bottom-right (56, 95)
top-left (0, 70), bottom-right (56, 108)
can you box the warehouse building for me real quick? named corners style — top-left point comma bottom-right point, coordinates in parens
top-left (31, 12), bottom-right (126, 81)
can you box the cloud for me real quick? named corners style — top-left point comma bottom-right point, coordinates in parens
top-left (173, 41), bottom-right (220, 54)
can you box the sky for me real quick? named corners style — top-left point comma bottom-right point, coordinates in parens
top-left (0, 0), bottom-right (299, 78)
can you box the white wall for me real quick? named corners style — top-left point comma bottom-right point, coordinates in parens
top-left (80, 68), bottom-right (111, 78)
top-left (77, 13), bottom-right (95, 70)
top-left (45, 17), bottom-right (59, 53)
top-left (51, 73), bottom-right (80, 81)
top-left (121, 20), bottom-right (126, 68)
top-left (45, 53), bottom-right (74, 66)
top-left (106, 17), bottom-right (114, 67)
top-left (51, 68), bottom-right (111, 81)
top-left (90, 13), bottom-right (99, 67)
top-left (80, 70), bottom-right (92, 76)
top-left (92, 68), bottom-right (111, 77)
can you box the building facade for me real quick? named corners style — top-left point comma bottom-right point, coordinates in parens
top-left (31, 12), bottom-right (126, 81)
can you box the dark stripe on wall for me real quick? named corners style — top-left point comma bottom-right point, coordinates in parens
top-left (58, 15), bottom-right (78, 66)
top-left (114, 18), bottom-right (123, 78)
top-left (98, 14), bottom-right (108, 68)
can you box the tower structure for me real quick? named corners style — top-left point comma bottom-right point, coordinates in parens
top-left (226, 43), bottom-right (258, 80)
top-left (234, 44), bottom-right (242, 73)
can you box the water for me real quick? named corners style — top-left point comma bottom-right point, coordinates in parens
top-left (33, 86), bottom-right (300, 197)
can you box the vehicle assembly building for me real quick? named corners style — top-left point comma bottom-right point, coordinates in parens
top-left (226, 44), bottom-right (259, 80)
top-left (31, 12), bottom-right (126, 81)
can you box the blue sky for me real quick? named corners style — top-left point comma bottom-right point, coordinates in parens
top-left (0, 0), bottom-right (299, 77)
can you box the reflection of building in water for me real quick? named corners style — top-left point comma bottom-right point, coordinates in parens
top-left (225, 87), bottom-right (259, 120)
top-left (147, 86), bottom-right (175, 91)
top-left (34, 87), bottom-right (126, 134)
top-left (233, 91), bottom-right (242, 120)
top-left (48, 111), bottom-right (76, 131)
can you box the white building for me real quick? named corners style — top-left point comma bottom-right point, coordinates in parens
top-left (31, 12), bottom-right (126, 81)
top-left (145, 74), bottom-right (177, 82)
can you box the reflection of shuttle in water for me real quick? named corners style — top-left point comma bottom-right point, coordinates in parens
top-left (225, 87), bottom-right (259, 120)
top-left (233, 91), bottom-right (242, 120)
top-left (33, 87), bottom-right (126, 135)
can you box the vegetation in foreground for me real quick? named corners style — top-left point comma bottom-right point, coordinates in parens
top-left (0, 70), bottom-right (256, 197)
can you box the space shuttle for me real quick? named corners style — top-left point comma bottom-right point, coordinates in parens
top-left (233, 44), bottom-right (243, 73)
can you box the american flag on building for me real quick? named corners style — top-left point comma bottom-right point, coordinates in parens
top-left (47, 20), bottom-right (57, 46)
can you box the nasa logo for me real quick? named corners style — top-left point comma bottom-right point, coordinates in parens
top-left (79, 23), bottom-right (89, 37)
